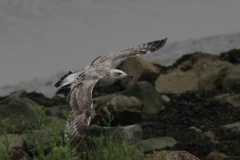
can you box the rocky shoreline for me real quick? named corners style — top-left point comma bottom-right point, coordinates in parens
top-left (1, 49), bottom-right (240, 160)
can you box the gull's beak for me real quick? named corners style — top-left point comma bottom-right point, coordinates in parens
top-left (127, 75), bottom-right (135, 79)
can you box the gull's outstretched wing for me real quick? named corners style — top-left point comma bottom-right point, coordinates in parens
top-left (88, 38), bottom-right (167, 68)
top-left (65, 76), bottom-right (99, 148)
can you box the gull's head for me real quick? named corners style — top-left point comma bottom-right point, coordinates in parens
top-left (110, 69), bottom-right (134, 81)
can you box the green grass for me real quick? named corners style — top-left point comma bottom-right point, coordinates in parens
top-left (0, 118), bottom-right (13, 160)
top-left (80, 111), bottom-right (139, 160)
top-left (1, 106), bottom-right (153, 160)
top-left (19, 106), bottom-right (74, 160)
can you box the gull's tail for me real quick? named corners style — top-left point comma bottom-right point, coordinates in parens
top-left (54, 71), bottom-right (78, 88)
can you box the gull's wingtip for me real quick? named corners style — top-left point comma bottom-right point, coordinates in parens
top-left (151, 38), bottom-right (168, 50)
top-left (160, 37), bottom-right (168, 48)
top-left (54, 81), bottom-right (61, 88)
top-left (54, 71), bottom-right (76, 88)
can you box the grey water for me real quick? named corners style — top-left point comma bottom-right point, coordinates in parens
top-left (1, 0), bottom-right (240, 88)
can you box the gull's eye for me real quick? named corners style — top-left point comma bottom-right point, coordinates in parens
top-left (116, 72), bottom-right (121, 76)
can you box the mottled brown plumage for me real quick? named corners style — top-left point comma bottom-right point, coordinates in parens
top-left (57, 38), bottom-right (167, 149)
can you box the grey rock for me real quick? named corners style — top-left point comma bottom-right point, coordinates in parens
top-left (0, 134), bottom-right (25, 151)
top-left (159, 95), bottom-right (170, 104)
top-left (222, 64), bottom-right (240, 92)
top-left (94, 81), bottom-right (164, 124)
top-left (108, 95), bottom-right (142, 114)
top-left (93, 93), bottom-right (117, 109)
top-left (196, 58), bottom-right (232, 90)
top-left (121, 81), bottom-right (164, 121)
top-left (223, 122), bottom-right (240, 133)
top-left (107, 95), bottom-right (143, 124)
top-left (202, 131), bottom-right (219, 144)
top-left (155, 71), bottom-right (199, 94)
top-left (142, 137), bottom-right (177, 153)
top-left (0, 90), bottom-right (40, 133)
top-left (213, 93), bottom-right (240, 108)
top-left (155, 53), bottom-right (232, 94)
top-left (45, 104), bottom-right (71, 116)
top-left (189, 126), bottom-right (202, 133)
top-left (0, 90), bottom-right (39, 107)
top-left (117, 57), bottom-right (160, 88)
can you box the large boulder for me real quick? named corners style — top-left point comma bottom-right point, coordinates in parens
top-left (121, 81), bottom-right (164, 122)
top-left (222, 64), bottom-right (240, 92)
top-left (213, 93), bottom-right (240, 107)
top-left (0, 90), bottom-right (40, 107)
top-left (107, 95), bottom-right (143, 124)
top-left (22, 91), bottom-right (67, 107)
top-left (0, 134), bottom-right (31, 160)
top-left (117, 57), bottom-right (160, 88)
top-left (93, 81), bottom-right (164, 125)
top-left (0, 134), bottom-right (25, 151)
top-left (0, 90), bottom-right (68, 134)
top-left (0, 90), bottom-right (40, 133)
top-left (155, 71), bottom-right (199, 94)
top-left (155, 53), bottom-right (233, 94)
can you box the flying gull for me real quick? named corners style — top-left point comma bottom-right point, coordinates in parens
top-left (54, 38), bottom-right (167, 149)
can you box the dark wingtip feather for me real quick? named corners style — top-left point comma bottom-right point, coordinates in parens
top-left (153, 38), bottom-right (167, 49)
top-left (160, 38), bottom-right (168, 48)
top-left (54, 71), bottom-right (75, 88)
top-left (54, 81), bottom-right (62, 88)
top-left (146, 38), bottom-right (167, 52)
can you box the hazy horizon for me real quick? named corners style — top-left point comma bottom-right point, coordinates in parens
top-left (1, 0), bottom-right (240, 87)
